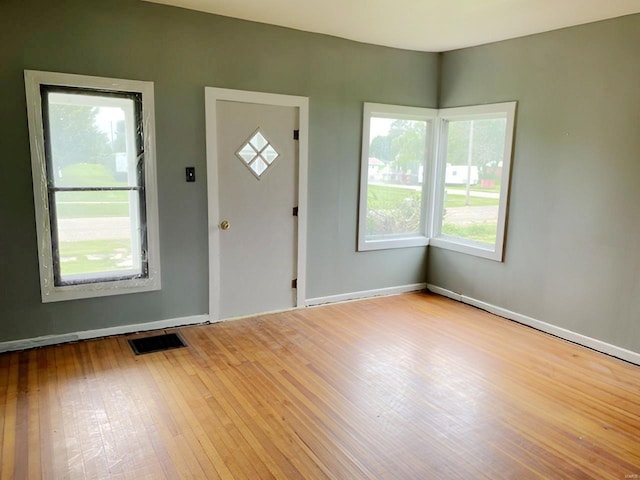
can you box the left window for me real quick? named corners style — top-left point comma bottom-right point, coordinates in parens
top-left (358, 103), bottom-right (437, 251)
top-left (25, 70), bottom-right (161, 302)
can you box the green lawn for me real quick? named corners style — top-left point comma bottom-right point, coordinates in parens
top-left (56, 190), bottom-right (129, 202)
top-left (366, 185), bottom-right (421, 235)
top-left (56, 201), bottom-right (129, 218)
top-left (368, 184), bottom-right (420, 210)
top-left (55, 190), bottom-right (130, 218)
top-left (54, 164), bottom-right (138, 276)
top-left (55, 164), bottom-right (132, 218)
top-left (443, 194), bottom-right (498, 208)
top-left (367, 184), bottom-right (498, 243)
top-left (58, 239), bottom-right (134, 276)
top-left (445, 181), bottom-right (502, 194)
top-left (58, 163), bottom-right (127, 187)
top-left (368, 184), bottom-right (498, 209)
top-left (441, 223), bottom-right (497, 244)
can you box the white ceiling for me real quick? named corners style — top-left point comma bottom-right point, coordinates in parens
top-left (143, 0), bottom-right (640, 52)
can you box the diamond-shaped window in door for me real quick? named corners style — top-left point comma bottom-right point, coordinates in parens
top-left (235, 129), bottom-right (280, 179)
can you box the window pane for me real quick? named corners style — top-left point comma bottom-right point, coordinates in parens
top-left (366, 117), bottom-right (427, 238)
top-left (441, 117), bottom-right (506, 245)
top-left (262, 145), bottom-right (278, 164)
top-left (53, 191), bottom-right (143, 282)
top-left (249, 131), bottom-right (268, 151)
top-left (47, 92), bottom-right (139, 188)
top-left (250, 157), bottom-right (268, 176)
top-left (238, 144), bottom-right (256, 163)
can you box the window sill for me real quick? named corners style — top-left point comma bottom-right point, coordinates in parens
top-left (357, 235), bottom-right (429, 252)
top-left (429, 236), bottom-right (503, 261)
top-left (40, 277), bottom-right (161, 303)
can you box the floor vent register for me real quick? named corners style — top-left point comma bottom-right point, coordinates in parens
top-left (128, 333), bottom-right (187, 355)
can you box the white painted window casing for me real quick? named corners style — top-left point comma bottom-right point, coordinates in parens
top-left (24, 70), bottom-right (161, 302)
top-left (358, 103), bottom-right (437, 251)
top-left (358, 101), bottom-right (517, 261)
top-left (430, 101), bottom-right (517, 261)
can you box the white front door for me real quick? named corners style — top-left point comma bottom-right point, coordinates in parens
top-left (206, 89), bottom-right (307, 320)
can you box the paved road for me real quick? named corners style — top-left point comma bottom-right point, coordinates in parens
top-left (446, 188), bottom-right (499, 199)
top-left (57, 217), bottom-right (132, 242)
top-left (444, 205), bottom-right (498, 226)
top-left (371, 182), bottom-right (500, 199)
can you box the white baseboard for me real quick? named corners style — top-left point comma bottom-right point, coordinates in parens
top-left (0, 314), bottom-right (211, 354)
top-left (427, 284), bottom-right (640, 366)
top-left (0, 284), bottom-right (424, 352)
top-left (217, 306), bottom-right (299, 323)
top-left (305, 283), bottom-right (427, 307)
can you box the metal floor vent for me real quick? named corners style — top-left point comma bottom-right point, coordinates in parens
top-left (128, 333), bottom-right (187, 355)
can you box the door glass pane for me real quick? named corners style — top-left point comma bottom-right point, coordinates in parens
top-left (250, 157), bottom-right (268, 177)
top-left (366, 117), bottom-right (427, 238)
top-left (236, 129), bottom-right (279, 178)
top-left (262, 145), bottom-right (278, 164)
top-left (249, 131), bottom-right (268, 151)
top-left (46, 92), bottom-right (139, 188)
top-left (440, 117), bottom-right (507, 245)
top-left (53, 190), bottom-right (142, 282)
top-left (238, 144), bottom-right (256, 163)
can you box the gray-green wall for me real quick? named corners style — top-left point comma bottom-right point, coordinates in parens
top-left (430, 15), bottom-right (640, 353)
top-left (3, 0), bottom-right (639, 355)
top-left (0, 0), bottom-right (436, 341)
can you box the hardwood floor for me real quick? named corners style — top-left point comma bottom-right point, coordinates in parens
top-left (1, 292), bottom-right (639, 479)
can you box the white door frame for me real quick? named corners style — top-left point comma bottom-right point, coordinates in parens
top-left (205, 87), bottom-right (309, 321)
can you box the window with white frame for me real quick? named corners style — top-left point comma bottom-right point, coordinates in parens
top-left (358, 101), bottom-right (516, 260)
top-left (24, 70), bottom-right (161, 302)
top-left (358, 103), bottom-right (436, 251)
top-left (430, 102), bottom-right (516, 261)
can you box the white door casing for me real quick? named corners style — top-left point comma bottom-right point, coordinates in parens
top-left (205, 88), bottom-right (309, 321)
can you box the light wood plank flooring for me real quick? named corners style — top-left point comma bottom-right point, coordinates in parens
top-left (1, 292), bottom-right (639, 479)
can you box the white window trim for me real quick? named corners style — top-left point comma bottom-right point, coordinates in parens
top-left (358, 103), bottom-right (437, 251)
top-left (429, 101), bottom-right (517, 261)
top-left (24, 70), bottom-right (161, 302)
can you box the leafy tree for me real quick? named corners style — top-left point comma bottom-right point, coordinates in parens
top-left (48, 104), bottom-right (113, 185)
top-left (390, 121), bottom-right (425, 176)
top-left (446, 118), bottom-right (506, 179)
top-left (445, 121), bottom-right (470, 166)
top-left (111, 120), bottom-right (127, 153)
top-left (370, 134), bottom-right (391, 162)
top-left (369, 119), bottom-right (426, 180)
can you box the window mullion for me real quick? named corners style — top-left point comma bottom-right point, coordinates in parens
top-left (50, 186), bottom-right (143, 192)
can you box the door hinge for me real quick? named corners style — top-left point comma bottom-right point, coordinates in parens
top-left (291, 279), bottom-right (297, 289)
top-left (292, 206), bottom-right (299, 216)
top-left (293, 129), bottom-right (299, 140)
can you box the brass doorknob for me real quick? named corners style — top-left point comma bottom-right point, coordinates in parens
top-left (219, 220), bottom-right (230, 231)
